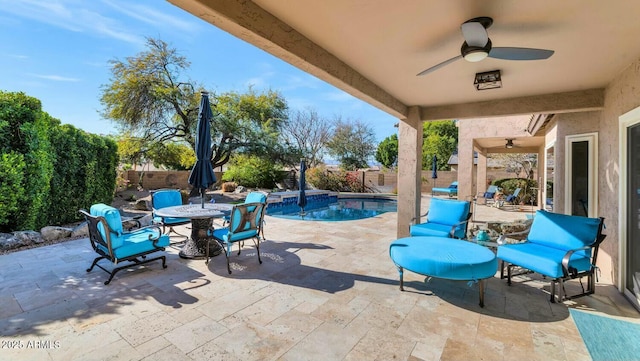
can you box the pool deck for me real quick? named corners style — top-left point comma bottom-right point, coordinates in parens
top-left (1, 194), bottom-right (638, 360)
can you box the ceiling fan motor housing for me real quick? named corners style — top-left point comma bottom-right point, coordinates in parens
top-left (461, 39), bottom-right (492, 62)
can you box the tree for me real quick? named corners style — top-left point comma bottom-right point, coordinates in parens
top-left (326, 118), bottom-right (376, 170)
top-left (375, 134), bottom-right (398, 168)
top-left (281, 107), bottom-right (332, 168)
top-left (100, 37), bottom-right (288, 169)
top-left (422, 120), bottom-right (458, 170)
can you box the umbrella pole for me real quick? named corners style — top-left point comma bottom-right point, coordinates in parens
top-left (201, 189), bottom-right (205, 208)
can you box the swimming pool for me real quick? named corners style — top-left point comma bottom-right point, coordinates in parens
top-left (267, 197), bottom-right (397, 221)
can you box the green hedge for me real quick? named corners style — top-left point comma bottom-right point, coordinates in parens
top-left (45, 125), bottom-right (118, 226)
top-left (492, 177), bottom-right (538, 205)
top-left (0, 91), bottom-right (118, 232)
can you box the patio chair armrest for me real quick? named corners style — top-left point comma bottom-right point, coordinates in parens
top-left (561, 245), bottom-right (594, 278)
top-left (411, 211), bottom-right (429, 225)
top-left (448, 216), bottom-right (471, 238)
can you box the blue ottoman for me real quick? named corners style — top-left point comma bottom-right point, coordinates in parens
top-left (389, 236), bottom-right (498, 307)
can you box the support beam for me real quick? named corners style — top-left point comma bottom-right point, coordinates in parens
top-left (168, 0), bottom-right (407, 119)
top-left (421, 89), bottom-right (604, 121)
top-left (396, 107), bottom-right (423, 238)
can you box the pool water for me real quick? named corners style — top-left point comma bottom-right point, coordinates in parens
top-left (268, 198), bottom-right (397, 221)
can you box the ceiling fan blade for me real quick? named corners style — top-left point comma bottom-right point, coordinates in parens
top-left (489, 47), bottom-right (554, 60)
top-left (416, 55), bottom-right (462, 76)
top-left (461, 21), bottom-right (488, 47)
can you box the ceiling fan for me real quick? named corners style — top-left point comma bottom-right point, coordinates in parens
top-left (417, 16), bottom-right (554, 76)
top-left (505, 138), bottom-right (516, 149)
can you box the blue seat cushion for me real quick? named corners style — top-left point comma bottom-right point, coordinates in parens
top-left (212, 228), bottom-right (258, 243)
top-left (153, 216), bottom-right (190, 226)
top-left (97, 228), bottom-right (169, 260)
top-left (90, 203), bottom-right (124, 248)
top-left (410, 222), bottom-right (453, 238)
top-left (497, 242), bottom-right (592, 279)
top-left (389, 237), bottom-right (497, 281)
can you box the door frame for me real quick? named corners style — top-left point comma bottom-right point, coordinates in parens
top-left (619, 106), bottom-right (640, 302)
top-left (564, 132), bottom-right (598, 217)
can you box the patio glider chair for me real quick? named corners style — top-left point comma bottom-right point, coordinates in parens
top-left (478, 185), bottom-right (499, 206)
top-left (431, 181), bottom-right (458, 197)
top-left (151, 189), bottom-right (190, 241)
top-left (206, 201), bottom-right (267, 274)
top-left (504, 188), bottom-right (522, 205)
top-left (410, 197), bottom-right (472, 239)
top-left (497, 210), bottom-right (605, 302)
top-left (80, 203), bottom-right (169, 285)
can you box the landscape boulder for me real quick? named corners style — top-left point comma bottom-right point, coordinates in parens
top-left (40, 226), bottom-right (72, 242)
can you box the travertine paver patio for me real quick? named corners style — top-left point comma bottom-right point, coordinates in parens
top-left (1, 195), bottom-right (638, 360)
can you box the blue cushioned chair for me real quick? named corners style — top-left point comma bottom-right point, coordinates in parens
top-left (151, 189), bottom-right (190, 241)
top-left (206, 201), bottom-right (266, 274)
top-left (505, 188), bottom-right (522, 204)
top-left (480, 185), bottom-right (499, 205)
top-left (80, 204), bottom-right (169, 285)
top-left (431, 181), bottom-right (458, 197)
top-left (410, 198), bottom-right (471, 239)
top-left (497, 210), bottom-right (605, 302)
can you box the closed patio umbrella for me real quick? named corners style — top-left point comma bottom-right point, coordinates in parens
top-left (431, 155), bottom-right (438, 188)
top-left (188, 91), bottom-right (216, 208)
top-left (297, 158), bottom-right (307, 215)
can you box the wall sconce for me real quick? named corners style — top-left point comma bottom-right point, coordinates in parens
top-left (474, 70), bottom-right (502, 90)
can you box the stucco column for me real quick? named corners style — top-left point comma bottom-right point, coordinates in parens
top-left (457, 134), bottom-right (474, 202)
top-left (537, 147), bottom-right (545, 209)
top-left (396, 106), bottom-right (423, 238)
top-left (476, 150), bottom-right (487, 192)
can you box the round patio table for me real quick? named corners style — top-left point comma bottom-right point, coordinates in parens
top-left (389, 236), bottom-right (498, 307)
top-left (154, 203), bottom-right (233, 259)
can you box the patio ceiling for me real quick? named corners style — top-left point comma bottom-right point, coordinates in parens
top-left (168, 0), bottom-right (640, 121)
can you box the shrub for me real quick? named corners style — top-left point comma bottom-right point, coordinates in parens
top-left (0, 91), bottom-right (118, 231)
top-left (221, 182), bottom-right (237, 192)
top-left (221, 154), bottom-right (283, 188)
top-left (306, 166), bottom-right (372, 192)
top-left (0, 91), bottom-right (54, 231)
top-left (492, 178), bottom-right (538, 205)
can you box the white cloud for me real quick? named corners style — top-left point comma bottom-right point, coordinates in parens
top-left (102, 0), bottom-right (201, 33)
top-left (0, 0), bottom-right (144, 44)
top-left (28, 73), bottom-right (81, 82)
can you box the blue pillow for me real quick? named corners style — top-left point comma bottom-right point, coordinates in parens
top-left (90, 203), bottom-right (124, 249)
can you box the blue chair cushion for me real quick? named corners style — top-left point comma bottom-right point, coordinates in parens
top-left (90, 203), bottom-right (124, 249)
top-left (212, 228), bottom-right (258, 243)
top-left (527, 210), bottom-right (601, 253)
top-left (390, 237), bottom-right (497, 281)
top-left (97, 228), bottom-right (169, 260)
top-left (497, 242), bottom-right (592, 279)
top-left (152, 216), bottom-right (190, 226)
top-left (245, 191), bottom-right (267, 204)
top-left (410, 222), bottom-right (455, 238)
top-left (153, 190), bottom-right (183, 209)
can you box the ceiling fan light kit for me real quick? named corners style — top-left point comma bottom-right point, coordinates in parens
top-left (462, 39), bottom-right (492, 62)
top-left (474, 70), bottom-right (502, 90)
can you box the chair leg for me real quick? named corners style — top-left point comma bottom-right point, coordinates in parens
top-left (507, 263), bottom-right (512, 285)
top-left (397, 266), bottom-right (404, 291)
top-left (479, 279), bottom-right (485, 308)
top-left (255, 237), bottom-right (262, 264)
top-left (89, 255), bottom-right (166, 285)
top-left (550, 280), bottom-right (557, 303)
top-left (87, 255), bottom-right (107, 272)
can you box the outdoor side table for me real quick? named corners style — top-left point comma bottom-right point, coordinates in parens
top-left (154, 203), bottom-right (233, 259)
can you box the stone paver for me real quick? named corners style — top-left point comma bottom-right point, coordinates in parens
top-left (0, 195), bottom-right (637, 360)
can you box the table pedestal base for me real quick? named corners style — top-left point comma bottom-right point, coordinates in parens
top-left (179, 218), bottom-right (223, 259)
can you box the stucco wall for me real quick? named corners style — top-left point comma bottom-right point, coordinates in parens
top-left (551, 111), bottom-right (601, 216)
top-left (598, 58), bottom-right (640, 285)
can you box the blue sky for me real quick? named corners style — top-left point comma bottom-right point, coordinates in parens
top-left (0, 0), bottom-right (398, 142)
